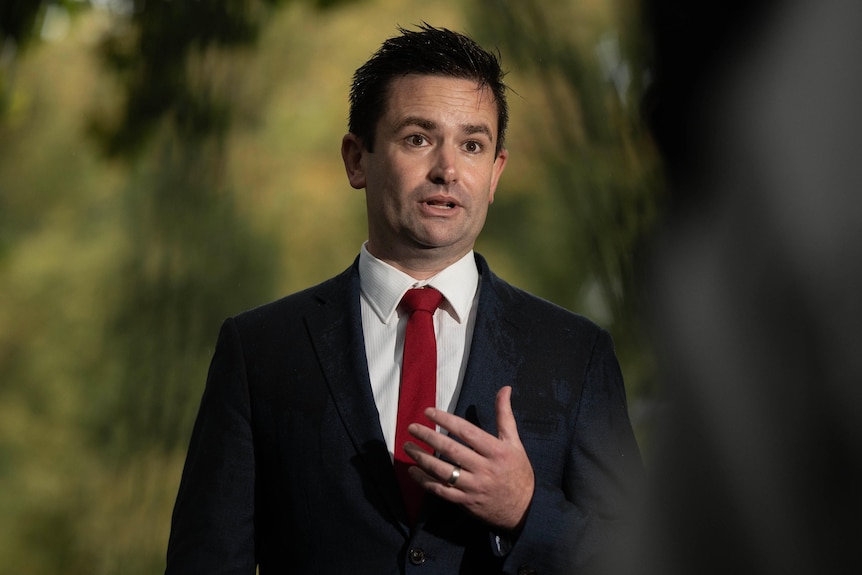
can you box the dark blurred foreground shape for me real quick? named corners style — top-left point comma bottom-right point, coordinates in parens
top-left (633, 0), bottom-right (862, 573)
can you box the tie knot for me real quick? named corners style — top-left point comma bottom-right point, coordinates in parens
top-left (401, 287), bottom-right (443, 314)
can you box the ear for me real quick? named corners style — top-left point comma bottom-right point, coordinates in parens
top-left (341, 133), bottom-right (367, 190)
top-left (487, 148), bottom-right (509, 204)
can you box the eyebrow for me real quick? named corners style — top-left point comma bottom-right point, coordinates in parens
top-left (394, 116), bottom-right (495, 142)
top-left (463, 123), bottom-right (494, 141)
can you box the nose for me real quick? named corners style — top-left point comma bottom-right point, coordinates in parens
top-left (428, 146), bottom-right (457, 185)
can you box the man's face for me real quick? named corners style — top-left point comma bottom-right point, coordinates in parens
top-left (342, 74), bottom-right (508, 273)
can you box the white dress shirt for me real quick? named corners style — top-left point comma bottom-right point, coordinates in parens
top-left (358, 243), bottom-right (480, 460)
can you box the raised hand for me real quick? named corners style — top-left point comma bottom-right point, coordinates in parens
top-left (404, 386), bottom-right (534, 531)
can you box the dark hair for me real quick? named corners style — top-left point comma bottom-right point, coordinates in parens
top-left (348, 24), bottom-right (509, 155)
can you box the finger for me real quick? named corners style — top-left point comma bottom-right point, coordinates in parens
top-left (495, 386), bottom-right (522, 443)
top-left (407, 465), bottom-right (472, 505)
top-left (407, 424), bottom-right (482, 470)
top-left (403, 442), bottom-right (469, 487)
top-left (422, 408), bottom-right (498, 457)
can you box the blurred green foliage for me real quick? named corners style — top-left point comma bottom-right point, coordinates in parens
top-left (0, 0), bottom-right (661, 572)
top-left (467, 0), bottom-right (662, 402)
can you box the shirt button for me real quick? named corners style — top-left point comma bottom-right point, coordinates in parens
top-left (517, 566), bottom-right (537, 575)
top-left (408, 548), bottom-right (426, 565)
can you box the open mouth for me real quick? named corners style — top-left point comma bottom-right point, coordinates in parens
top-left (425, 200), bottom-right (456, 209)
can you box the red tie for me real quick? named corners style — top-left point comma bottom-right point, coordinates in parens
top-left (394, 287), bottom-right (443, 525)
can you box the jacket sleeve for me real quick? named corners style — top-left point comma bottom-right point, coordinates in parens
top-left (165, 318), bottom-right (257, 575)
top-left (502, 328), bottom-right (644, 575)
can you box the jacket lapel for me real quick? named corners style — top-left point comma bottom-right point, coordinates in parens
top-left (419, 255), bottom-right (527, 528)
top-left (304, 262), bottom-right (409, 533)
top-left (453, 255), bottom-right (526, 444)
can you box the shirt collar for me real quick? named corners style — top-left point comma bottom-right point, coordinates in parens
top-left (358, 242), bottom-right (479, 325)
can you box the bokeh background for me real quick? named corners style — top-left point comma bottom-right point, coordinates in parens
top-left (5, 1), bottom-right (861, 574)
top-left (0, 1), bottom-right (660, 572)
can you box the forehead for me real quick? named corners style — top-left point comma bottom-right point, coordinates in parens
top-left (381, 74), bottom-right (499, 129)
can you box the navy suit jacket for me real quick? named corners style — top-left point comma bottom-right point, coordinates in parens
top-left (165, 254), bottom-right (642, 575)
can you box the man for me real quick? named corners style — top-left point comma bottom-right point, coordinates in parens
top-left (166, 25), bottom-right (642, 575)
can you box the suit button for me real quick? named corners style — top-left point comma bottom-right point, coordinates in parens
top-left (517, 566), bottom-right (537, 575)
top-left (408, 548), bottom-right (426, 565)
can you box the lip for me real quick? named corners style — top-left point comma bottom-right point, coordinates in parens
top-left (419, 194), bottom-right (461, 211)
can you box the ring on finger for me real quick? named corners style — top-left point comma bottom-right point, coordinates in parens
top-left (447, 464), bottom-right (461, 487)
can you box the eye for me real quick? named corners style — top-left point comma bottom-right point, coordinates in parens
top-left (463, 140), bottom-right (483, 153)
top-left (406, 134), bottom-right (428, 147)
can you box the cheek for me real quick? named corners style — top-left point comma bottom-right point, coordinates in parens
top-left (467, 170), bottom-right (498, 202)
top-left (365, 183), bottom-right (403, 221)
top-left (371, 160), bottom-right (411, 193)
top-left (468, 196), bottom-right (492, 227)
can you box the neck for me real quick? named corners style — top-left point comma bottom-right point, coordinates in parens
top-left (365, 243), bottom-right (471, 281)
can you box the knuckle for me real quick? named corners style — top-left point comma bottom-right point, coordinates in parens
top-left (487, 442), bottom-right (507, 460)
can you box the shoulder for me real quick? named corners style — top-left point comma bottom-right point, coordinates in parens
top-left (230, 261), bottom-right (359, 334)
top-left (476, 253), bottom-right (605, 338)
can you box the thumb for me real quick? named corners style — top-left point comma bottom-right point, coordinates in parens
top-left (495, 386), bottom-right (521, 442)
